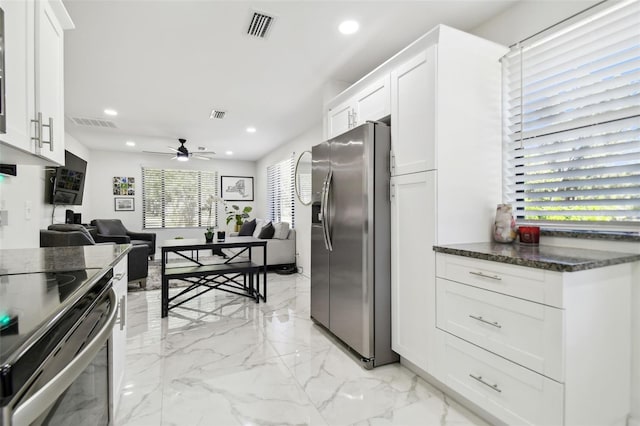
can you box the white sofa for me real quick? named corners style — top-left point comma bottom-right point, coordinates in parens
top-left (224, 228), bottom-right (296, 267)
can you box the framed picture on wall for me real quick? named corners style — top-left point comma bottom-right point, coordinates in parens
top-left (221, 176), bottom-right (254, 201)
top-left (114, 197), bottom-right (135, 211)
top-left (113, 176), bottom-right (135, 195)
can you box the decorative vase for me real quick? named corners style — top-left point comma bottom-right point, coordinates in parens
top-left (493, 203), bottom-right (517, 243)
top-left (235, 223), bottom-right (242, 232)
top-left (217, 231), bottom-right (226, 241)
top-left (204, 233), bottom-right (214, 243)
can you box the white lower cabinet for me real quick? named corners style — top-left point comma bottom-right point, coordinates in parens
top-left (390, 171), bottom-right (435, 371)
top-left (434, 253), bottom-right (632, 426)
top-left (437, 330), bottom-right (564, 426)
top-left (110, 256), bottom-right (128, 418)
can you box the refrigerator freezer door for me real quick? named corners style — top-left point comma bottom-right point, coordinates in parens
top-left (311, 141), bottom-right (331, 329)
top-left (328, 124), bottom-right (373, 358)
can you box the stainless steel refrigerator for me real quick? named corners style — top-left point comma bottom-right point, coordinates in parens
top-left (311, 121), bottom-right (398, 369)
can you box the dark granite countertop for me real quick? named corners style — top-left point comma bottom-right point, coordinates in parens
top-left (0, 244), bottom-right (131, 275)
top-left (433, 242), bottom-right (640, 272)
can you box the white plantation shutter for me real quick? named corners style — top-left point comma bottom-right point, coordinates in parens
top-left (267, 153), bottom-right (296, 227)
top-left (142, 167), bottom-right (218, 229)
top-left (502, 0), bottom-right (640, 226)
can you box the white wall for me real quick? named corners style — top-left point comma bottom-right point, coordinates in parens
top-left (255, 124), bottom-right (322, 277)
top-left (86, 150), bottom-right (256, 250)
top-left (471, 3), bottom-right (640, 423)
top-left (0, 133), bottom-right (91, 249)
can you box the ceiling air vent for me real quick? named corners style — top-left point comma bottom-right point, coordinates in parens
top-left (69, 116), bottom-right (117, 129)
top-left (247, 11), bottom-right (274, 39)
top-left (209, 110), bottom-right (226, 120)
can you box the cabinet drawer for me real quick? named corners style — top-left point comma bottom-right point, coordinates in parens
top-left (437, 278), bottom-right (563, 381)
top-left (113, 256), bottom-right (127, 283)
top-left (436, 254), bottom-right (563, 308)
top-left (439, 331), bottom-right (564, 426)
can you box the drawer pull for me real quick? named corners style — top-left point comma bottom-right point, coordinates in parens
top-left (114, 273), bottom-right (125, 281)
top-left (469, 374), bottom-right (502, 393)
top-left (469, 314), bottom-right (502, 329)
top-left (469, 271), bottom-right (502, 281)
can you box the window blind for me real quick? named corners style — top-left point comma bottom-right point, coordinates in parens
top-left (502, 0), bottom-right (640, 226)
top-left (142, 167), bottom-right (218, 229)
top-left (267, 153), bottom-right (296, 228)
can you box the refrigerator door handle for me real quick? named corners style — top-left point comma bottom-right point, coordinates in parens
top-left (320, 172), bottom-right (330, 250)
top-left (325, 169), bottom-right (334, 252)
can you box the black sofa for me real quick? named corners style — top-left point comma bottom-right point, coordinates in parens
top-left (90, 219), bottom-right (156, 260)
top-left (40, 224), bottom-right (148, 288)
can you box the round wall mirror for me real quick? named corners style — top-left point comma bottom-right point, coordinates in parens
top-left (295, 151), bottom-right (312, 205)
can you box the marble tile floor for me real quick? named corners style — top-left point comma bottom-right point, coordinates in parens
top-left (116, 273), bottom-right (488, 426)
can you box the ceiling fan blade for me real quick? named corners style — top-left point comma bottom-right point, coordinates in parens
top-left (142, 150), bottom-right (174, 156)
top-left (194, 155), bottom-right (211, 160)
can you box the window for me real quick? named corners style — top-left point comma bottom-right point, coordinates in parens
top-left (267, 154), bottom-right (296, 227)
top-left (502, 0), bottom-right (640, 227)
top-left (142, 167), bottom-right (218, 229)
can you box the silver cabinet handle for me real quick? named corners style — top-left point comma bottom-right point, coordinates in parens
top-left (44, 116), bottom-right (54, 151)
top-left (31, 112), bottom-right (43, 148)
top-left (352, 109), bottom-right (357, 126)
top-left (469, 314), bottom-right (502, 329)
top-left (320, 173), bottom-right (330, 251)
top-left (390, 150), bottom-right (395, 174)
top-left (347, 110), bottom-right (353, 128)
top-left (114, 273), bottom-right (125, 282)
top-left (30, 113), bottom-right (54, 151)
top-left (469, 271), bottom-right (502, 281)
top-left (13, 288), bottom-right (118, 425)
top-left (469, 374), bottom-right (502, 393)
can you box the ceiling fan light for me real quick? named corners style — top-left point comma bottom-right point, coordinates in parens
top-left (177, 155), bottom-right (189, 162)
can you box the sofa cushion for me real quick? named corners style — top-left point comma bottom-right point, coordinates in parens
top-left (257, 222), bottom-right (275, 239)
top-left (272, 222), bottom-right (290, 239)
top-left (252, 219), bottom-right (265, 238)
top-left (238, 219), bottom-right (256, 236)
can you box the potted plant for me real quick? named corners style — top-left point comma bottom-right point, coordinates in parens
top-left (204, 226), bottom-right (215, 243)
top-left (226, 205), bottom-right (252, 232)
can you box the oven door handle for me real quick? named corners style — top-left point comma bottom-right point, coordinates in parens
top-left (13, 288), bottom-right (118, 426)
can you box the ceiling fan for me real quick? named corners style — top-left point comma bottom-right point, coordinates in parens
top-left (143, 138), bottom-right (216, 161)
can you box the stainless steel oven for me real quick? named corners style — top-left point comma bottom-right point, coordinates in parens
top-left (0, 269), bottom-right (117, 426)
top-left (0, 6), bottom-right (5, 134)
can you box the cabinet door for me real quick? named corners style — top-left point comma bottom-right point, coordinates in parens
top-left (34, 0), bottom-right (65, 165)
top-left (353, 75), bottom-right (390, 126)
top-left (327, 100), bottom-right (352, 139)
top-left (390, 47), bottom-right (436, 176)
top-left (390, 171), bottom-right (436, 372)
top-left (110, 257), bottom-right (128, 417)
top-left (0, 0), bottom-right (35, 153)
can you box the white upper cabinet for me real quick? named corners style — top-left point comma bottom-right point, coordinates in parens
top-left (0, 0), bottom-right (34, 155)
top-left (0, 0), bottom-right (72, 166)
top-left (34, 0), bottom-right (66, 165)
top-left (326, 75), bottom-right (390, 139)
top-left (353, 75), bottom-right (390, 126)
top-left (390, 47), bottom-right (436, 176)
top-left (327, 100), bottom-right (352, 140)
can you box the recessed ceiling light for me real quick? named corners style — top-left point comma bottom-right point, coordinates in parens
top-left (246, 127), bottom-right (256, 133)
top-left (125, 141), bottom-right (136, 147)
top-left (225, 150), bottom-right (233, 155)
top-left (339, 20), bottom-right (359, 35)
top-left (104, 109), bottom-right (118, 116)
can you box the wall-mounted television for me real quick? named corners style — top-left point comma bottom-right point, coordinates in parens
top-left (45, 150), bottom-right (88, 205)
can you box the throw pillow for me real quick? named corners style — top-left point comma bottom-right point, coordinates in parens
top-left (252, 219), bottom-right (265, 238)
top-left (257, 222), bottom-right (275, 239)
top-left (238, 219), bottom-right (256, 236)
top-left (272, 222), bottom-right (290, 239)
